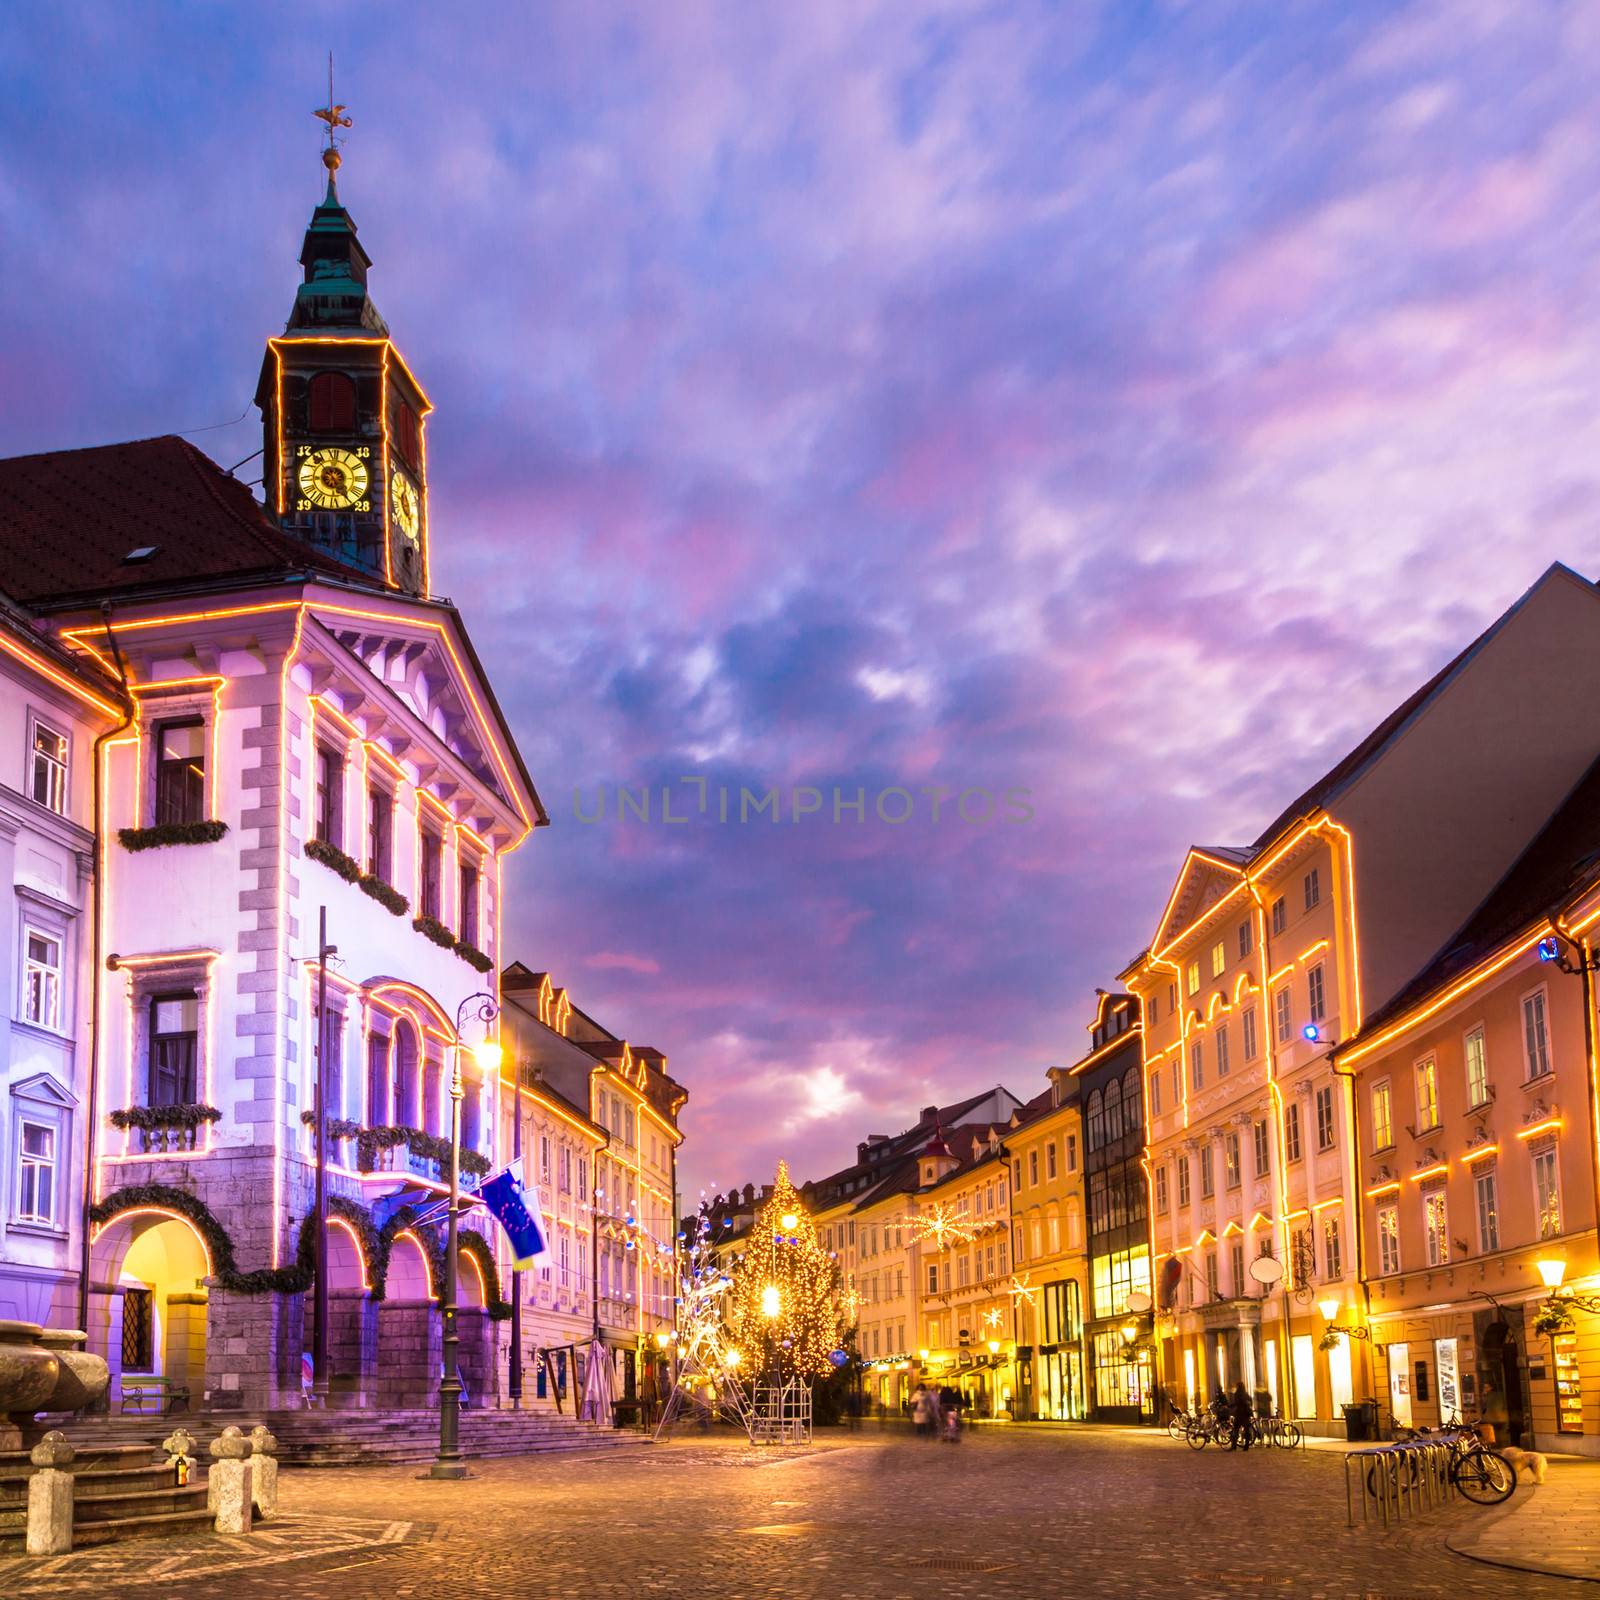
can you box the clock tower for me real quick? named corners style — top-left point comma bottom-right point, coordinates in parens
top-left (254, 116), bottom-right (431, 596)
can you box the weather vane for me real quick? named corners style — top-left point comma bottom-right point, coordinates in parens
top-left (313, 51), bottom-right (353, 188)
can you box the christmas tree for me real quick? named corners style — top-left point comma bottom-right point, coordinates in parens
top-left (729, 1161), bottom-right (844, 1379)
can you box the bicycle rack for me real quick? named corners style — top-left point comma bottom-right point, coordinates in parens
top-left (1343, 1436), bottom-right (1458, 1528)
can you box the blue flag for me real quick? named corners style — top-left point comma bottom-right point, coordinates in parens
top-left (478, 1160), bottom-right (550, 1268)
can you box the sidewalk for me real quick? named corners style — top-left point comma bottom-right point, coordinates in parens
top-left (1446, 1457), bottom-right (1600, 1583)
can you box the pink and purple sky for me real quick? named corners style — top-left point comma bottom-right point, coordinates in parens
top-left (6, 2), bottom-right (1600, 1196)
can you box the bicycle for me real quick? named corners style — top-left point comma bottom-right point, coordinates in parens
top-left (1363, 1419), bottom-right (1514, 1507)
top-left (1167, 1406), bottom-right (1201, 1442)
top-left (1258, 1414), bottom-right (1302, 1450)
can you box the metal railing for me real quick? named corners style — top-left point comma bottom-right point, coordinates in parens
top-left (1343, 1436), bottom-right (1456, 1527)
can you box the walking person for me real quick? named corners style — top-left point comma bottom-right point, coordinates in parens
top-left (1228, 1380), bottom-right (1255, 1451)
top-left (911, 1383), bottom-right (929, 1438)
top-left (942, 1386), bottom-right (963, 1443)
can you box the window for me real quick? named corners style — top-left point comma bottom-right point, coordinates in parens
top-left (1377, 1205), bottom-right (1400, 1276)
top-left (1322, 1216), bottom-right (1342, 1280)
top-left (22, 931), bottom-right (62, 1031)
top-left (1371, 1081), bottom-right (1392, 1151)
top-left (1046, 1142), bottom-right (1057, 1180)
top-left (17, 1122), bottom-right (55, 1222)
top-left (1307, 964), bottom-right (1326, 1024)
top-left (1065, 1134), bottom-right (1077, 1171)
top-left (419, 827), bottom-right (443, 920)
top-left (1242, 1007), bottom-right (1258, 1061)
top-left (1104, 1079), bottom-right (1124, 1141)
top-left (154, 719), bottom-right (205, 825)
top-left (1204, 1250), bottom-right (1219, 1301)
top-left (1148, 994), bottom-right (1157, 1024)
top-left (1533, 1146), bottom-right (1561, 1239)
top-left (1012, 1158), bottom-right (1021, 1189)
top-left (1284, 1102), bottom-right (1302, 1163)
top-left (1315, 1086), bottom-right (1335, 1151)
top-left (1199, 1145), bottom-right (1215, 1198)
top-left (1149, 1070), bottom-right (1162, 1117)
top-left (366, 1030), bottom-right (389, 1123)
top-left (1271, 896), bottom-right (1286, 936)
top-left (1210, 941), bottom-right (1225, 979)
top-left (315, 745), bottom-right (343, 846)
top-left (1238, 920), bottom-right (1252, 960)
top-left (1215, 1024), bottom-right (1230, 1078)
top-left (1274, 989), bottom-right (1291, 1043)
top-left (578, 1158), bottom-right (588, 1200)
top-left (149, 992), bottom-right (198, 1107)
top-left (122, 1287), bottom-right (153, 1371)
top-left (1230, 1239), bottom-right (1245, 1297)
top-left (1155, 1167), bottom-right (1169, 1214)
top-left (1168, 981), bottom-right (1177, 1012)
top-left (927, 1264), bottom-right (938, 1294)
top-left (459, 857), bottom-right (481, 945)
top-left (1522, 990), bottom-right (1551, 1081)
top-left (1189, 1039), bottom-right (1203, 1091)
top-left (560, 1146), bottom-right (573, 1193)
top-left (1303, 868), bottom-right (1320, 910)
top-left (1414, 1056), bottom-right (1439, 1131)
top-left (1177, 1157), bottom-right (1191, 1208)
top-left (308, 370), bottom-right (357, 432)
top-left (1474, 1167), bottom-right (1499, 1253)
top-left (1087, 1089), bottom-right (1104, 1150)
top-left (1186, 961), bottom-right (1200, 997)
top-left (1423, 1188), bottom-right (1449, 1266)
top-left (367, 784), bottom-right (393, 881)
top-left (1028, 1149), bottom-right (1038, 1186)
top-left (1224, 1131), bottom-right (1240, 1189)
top-left (392, 398), bottom-right (420, 466)
top-left (1464, 1027), bottom-right (1488, 1108)
top-left (1252, 1119), bottom-right (1269, 1177)
top-left (30, 721), bottom-right (67, 814)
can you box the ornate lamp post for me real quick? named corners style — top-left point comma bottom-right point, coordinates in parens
top-left (429, 991), bottom-right (500, 1481)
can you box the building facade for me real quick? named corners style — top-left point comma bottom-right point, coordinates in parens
top-left (0, 609), bottom-right (125, 1328)
top-left (1340, 761), bottom-right (1600, 1454)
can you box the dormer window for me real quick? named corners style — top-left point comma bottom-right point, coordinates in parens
top-left (308, 371), bottom-right (357, 433)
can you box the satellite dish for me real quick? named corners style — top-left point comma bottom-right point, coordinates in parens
top-left (1249, 1254), bottom-right (1284, 1286)
top-left (1124, 1291), bottom-right (1153, 1314)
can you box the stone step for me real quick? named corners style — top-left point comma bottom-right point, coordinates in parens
top-left (73, 1484), bottom-right (210, 1523)
top-left (70, 1507), bottom-right (217, 1548)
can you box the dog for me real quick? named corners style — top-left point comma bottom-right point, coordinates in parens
top-left (1499, 1445), bottom-right (1548, 1485)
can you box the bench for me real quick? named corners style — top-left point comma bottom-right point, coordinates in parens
top-left (120, 1375), bottom-right (191, 1416)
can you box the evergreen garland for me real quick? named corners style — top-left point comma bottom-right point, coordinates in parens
top-left (358, 872), bottom-right (409, 916)
top-left (117, 820), bottom-right (229, 852)
top-left (304, 836), bottom-right (362, 883)
top-left (454, 937), bottom-right (494, 973)
top-left (413, 912), bottom-right (457, 950)
top-left (109, 1104), bottom-right (222, 1131)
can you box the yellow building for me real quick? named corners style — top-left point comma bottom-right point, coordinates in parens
top-left (1004, 1081), bottom-right (1089, 1420)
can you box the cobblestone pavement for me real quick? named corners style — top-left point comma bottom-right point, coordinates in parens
top-left (2, 1426), bottom-right (1587, 1598)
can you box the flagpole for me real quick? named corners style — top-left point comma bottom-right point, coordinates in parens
top-left (509, 1068), bottom-right (523, 1409)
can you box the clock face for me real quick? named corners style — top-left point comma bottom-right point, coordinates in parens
top-left (295, 446), bottom-right (371, 512)
top-left (390, 469), bottom-right (421, 541)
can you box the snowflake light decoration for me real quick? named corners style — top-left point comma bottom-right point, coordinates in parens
top-left (906, 1203), bottom-right (975, 1251)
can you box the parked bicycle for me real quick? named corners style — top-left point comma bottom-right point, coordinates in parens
top-left (1365, 1418), bottom-right (1513, 1506)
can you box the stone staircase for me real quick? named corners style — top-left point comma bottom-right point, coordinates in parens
top-left (40, 1406), bottom-right (646, 1469)
top-left (0, 1442), bottom-right (210, 1551)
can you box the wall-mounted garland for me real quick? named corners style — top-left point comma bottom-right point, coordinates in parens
top-left (118, 820), bottom-right (229, 852)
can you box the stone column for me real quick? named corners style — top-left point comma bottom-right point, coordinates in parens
top-left (26, 1431), bottom-right (74, 1556)
top-left (207, 1426), bottom-right (254, 1534)
top-left (248, 1425), bottom-right (279, 1520)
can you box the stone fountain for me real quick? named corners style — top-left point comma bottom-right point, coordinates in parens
top-left (0, 1321), bottom-right (110, 1450)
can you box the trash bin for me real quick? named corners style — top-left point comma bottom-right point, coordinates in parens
top-left (1342, 1399), bottom-right (1377, 1442)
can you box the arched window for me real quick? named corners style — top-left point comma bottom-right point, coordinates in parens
top-left (1122, 1067), bottom-right (1143, 1130)
top-left (308, 371), bottom-right (357, 433)
top-left (1104, 1078), bottom-right (1123, 1144)
top-left (1045, 1202), bottom-right (1061, 1255)
top-left (1086, 1089), bottom-right (1105, 1151)
top-left (390, 1022), bottom-right (418, 1128)
top-left (1065, 1197), bottom-right (1082, 1250)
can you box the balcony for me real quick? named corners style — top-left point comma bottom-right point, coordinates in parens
top-left (108, 1104), bottom-right (221, 1154)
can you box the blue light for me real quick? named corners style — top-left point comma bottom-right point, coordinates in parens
top-left (1302, 1024), bottom-right (1320, 1042)
top-left (1539, 936), bottom-right (1562, 963)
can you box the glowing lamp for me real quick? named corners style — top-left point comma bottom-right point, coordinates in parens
top-left (473, 1038), bottom-right (504, 1072)
top-left (1537, 1258), bottom-right (1568, 1290)
top-left (725, 1349), bottom-right (742, 1367)
top-left (1318, 1297), bottom-right (1341, 1323)
top-left (1538, 936), bottom-right (1562, 963)
top-left (986, 1339), bottom-right (1000, 1356)
top-left (779, 1211), bottom-right (800, 1232)
top-left (918, 1348), bottom-right (929, 1360)
top-left (1119, 1321), bottom-right (1137, 1347)
top-left (654, 1330), bottom-right (671, 1349)
top-left (1302, 1024), bottom-right (1321, 1043)
top-left (760, 1284), bottom-right (781, 1319)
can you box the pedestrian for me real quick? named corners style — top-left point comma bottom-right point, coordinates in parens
top-left (912, 1383), bottom-right (933, 1439)
top-left (1228, 1380), bottom-right (1255, 1451)
top-left (942, 1387), bottom-right (963, 1443)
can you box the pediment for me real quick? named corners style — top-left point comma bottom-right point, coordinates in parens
top-left (10, 1070), bottom-right (77, 1109)
top-left (1151, 847), bottom-right (1253, 956)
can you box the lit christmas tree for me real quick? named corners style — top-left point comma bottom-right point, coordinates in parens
top-left (729, 1161), bottom-right (844, 1380)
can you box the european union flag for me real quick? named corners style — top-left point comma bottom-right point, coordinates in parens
top-left (478, 1160), bottom-right (550, 1268)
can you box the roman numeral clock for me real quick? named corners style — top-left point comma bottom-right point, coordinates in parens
top-left (254, 127), bottom-right (432, 598)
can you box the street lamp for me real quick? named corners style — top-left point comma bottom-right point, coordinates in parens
top-left (1537, 1258), bottom-right (1568, 1290)
top-left (429, 990), bottom-right (499, 1481)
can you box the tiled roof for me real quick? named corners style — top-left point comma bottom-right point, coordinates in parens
top-left (0, 434), bottom-right (368, 607)
top-left (1352, 753), bottom-right (1600, 1040)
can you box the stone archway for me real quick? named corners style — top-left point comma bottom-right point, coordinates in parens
top-left (88, 1208), bottom-right (212, 1409)
top-left (324, 1216), bottom-right (376, 1404)
top-left (375, 1228), bottom-right (439, 1409)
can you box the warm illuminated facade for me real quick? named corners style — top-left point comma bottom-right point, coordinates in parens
top-left (0, 162), bottom-right (549, 1413)
top-left (1339, 761), bottom-right (1600, 1454)
top-left (1005, 1080), bottom-right (1087, 1421)
top-left (0, 611), bottom-right (125, 1328)
top-left (1131, 564), bottom-right (1600, 1433)
top-left (914, 1124), bottom-right (1018, 1415)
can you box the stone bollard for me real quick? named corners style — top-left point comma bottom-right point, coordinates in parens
top-left (248, 1425), bottom-right (279, 1520)
top-left (161, 1425), bottom-right (198, 1485)
top-left (26, 1430), bottom-right (74, 1556)
top-left (207, 1426), bottom-right (254, 1534)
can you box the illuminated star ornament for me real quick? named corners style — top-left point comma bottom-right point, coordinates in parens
top-left (1007, 1273), bottom-right (1039, 1314)
top-left (906, 1202), bottom-right (975, 1250)
top-left (981, 1306), bottom-right (1005, 1331)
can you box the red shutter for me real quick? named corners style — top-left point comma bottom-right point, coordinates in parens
top-left (308, 372), bottom-right (357, 432)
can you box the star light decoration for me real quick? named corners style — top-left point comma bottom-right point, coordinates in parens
top-left (1007, 1273), bottom-right (1039, 1320)
top-left (981, 1306), bottom-right (1005, 1332)
top-left (905, 1202), bottom-right (976, 1252)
